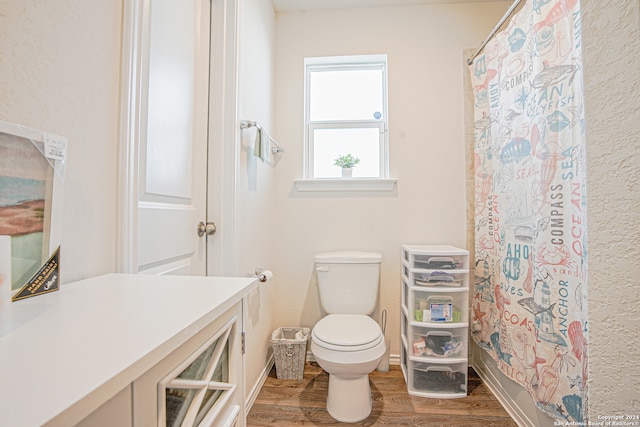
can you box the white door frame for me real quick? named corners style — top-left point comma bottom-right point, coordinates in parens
top-left (206, 0), bottom-right (240, 277)
top-left (117, 0), bottom-right (239, 276)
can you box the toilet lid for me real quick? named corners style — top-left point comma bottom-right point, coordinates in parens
top-left (312, 314), bottom-right (383, 352)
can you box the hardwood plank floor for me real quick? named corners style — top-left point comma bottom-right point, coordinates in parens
top-left (247, 362), bottom-right (517, 426)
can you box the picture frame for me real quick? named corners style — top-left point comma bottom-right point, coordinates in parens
top-left (0, 121), bottom-right (66, 301)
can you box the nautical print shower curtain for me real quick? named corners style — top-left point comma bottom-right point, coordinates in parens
top-left (469, 0), bottom-right (588, 422)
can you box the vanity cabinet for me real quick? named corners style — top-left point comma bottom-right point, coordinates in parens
top-left (0, 274), bottom-right (257, 427)
top-left (400, 245), bottom-right (469, 398)
top-left (77, 302), bottom-right (244, 427)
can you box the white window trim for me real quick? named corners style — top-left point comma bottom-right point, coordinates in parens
top-left (301, 54), bottom-right (393, 189)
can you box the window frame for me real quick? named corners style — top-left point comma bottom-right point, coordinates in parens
top-left (303, 54), bottom-right (389, 180)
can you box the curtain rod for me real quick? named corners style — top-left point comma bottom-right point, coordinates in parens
top-left (466, 0), bottom-right (525, 66)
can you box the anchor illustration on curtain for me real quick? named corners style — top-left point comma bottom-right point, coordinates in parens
top-left (469, 0), bottom-right (588, 422)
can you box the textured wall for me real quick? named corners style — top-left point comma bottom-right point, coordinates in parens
top-left (582, 0), bottom-right (640, 417)
top-left (0, 0), bottom-right (123, 282)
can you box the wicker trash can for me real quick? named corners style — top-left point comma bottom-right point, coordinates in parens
top-left (271, 327), bottom-right (310, 380)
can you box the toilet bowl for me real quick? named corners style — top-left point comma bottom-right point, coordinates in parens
top-left (311, 313), bottom-right (386, 423)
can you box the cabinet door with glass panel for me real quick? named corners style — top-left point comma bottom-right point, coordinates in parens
top-left (133, 302), bottom-right (244, 427)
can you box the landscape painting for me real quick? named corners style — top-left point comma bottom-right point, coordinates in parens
top-left (0, 126), bottom-right (55, 292)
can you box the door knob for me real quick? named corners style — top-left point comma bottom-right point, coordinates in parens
top-left (197, 221), bottom-right (217, 237)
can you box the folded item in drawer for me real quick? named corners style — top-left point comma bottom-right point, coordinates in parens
top-left (414, 271), bottom-right (461, 286)
top-left (414, 256), bottom-right (461, 269)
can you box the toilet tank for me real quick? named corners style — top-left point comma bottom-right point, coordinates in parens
top-left (314, 251), bottom-right (382, 315)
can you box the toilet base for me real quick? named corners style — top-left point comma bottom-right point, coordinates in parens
top-left (326, 373), bottom-right (372, 423)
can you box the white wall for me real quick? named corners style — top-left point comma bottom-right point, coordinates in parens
top-left (236, 0), bottom-right (278, 406)
top-left (581, 0), bottom-right (640, 418)
top-left (272, 1), bottom-right (511, 359)
top-left (0, 0), bottom-right (122, 282)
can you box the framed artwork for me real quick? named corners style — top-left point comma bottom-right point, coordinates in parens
top-left (0, 121), bottom-right (66, 301)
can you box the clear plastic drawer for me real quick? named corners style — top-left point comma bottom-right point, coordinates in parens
top-left (410, 327), bottom-right (466, 359)
top-left (412, 362), bottom-right (467, 395)
top-left (402, 246), bottom-right (469, 271)
top-left (412, 255), bottom-right (466, 270)
top-left (413, 291), bottom-right (468, 324)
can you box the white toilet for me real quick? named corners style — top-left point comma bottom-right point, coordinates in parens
top-left (310, 251), bottom-right (386, 423)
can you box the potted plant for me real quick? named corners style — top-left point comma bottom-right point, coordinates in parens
top-left (334, 154), bottom-right (360, 178)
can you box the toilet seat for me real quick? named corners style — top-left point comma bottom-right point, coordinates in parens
top-left (312, 314), bottom-right (383, 352)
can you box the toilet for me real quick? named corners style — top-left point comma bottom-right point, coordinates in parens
top-left (310, 251), bottom-right (386, 423)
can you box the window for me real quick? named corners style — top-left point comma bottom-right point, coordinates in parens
top-left (304, 55), bottom-right (389, 180)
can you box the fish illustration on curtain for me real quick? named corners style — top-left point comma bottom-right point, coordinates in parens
top-left (469, 0), bottom-right (588, 422)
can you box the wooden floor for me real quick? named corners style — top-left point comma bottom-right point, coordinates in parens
top-left (247, 362), bottom-right (517, 426)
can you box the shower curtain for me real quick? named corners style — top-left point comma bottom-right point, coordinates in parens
top-left (469, 0), bottom-right (588, 422)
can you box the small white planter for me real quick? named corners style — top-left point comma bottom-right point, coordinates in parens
top-left (341, 167), bottom-right (353, 178)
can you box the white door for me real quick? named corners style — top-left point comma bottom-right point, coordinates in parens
top-left (118, 0), bottom-right (237, 277)
top-left (137, 0), bottom-right (211, 275)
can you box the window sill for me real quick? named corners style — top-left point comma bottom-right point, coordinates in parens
top-left (294, 178), bottom-right (398, 192)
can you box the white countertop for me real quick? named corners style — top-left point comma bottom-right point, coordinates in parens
top-left (0, 273), bottom-right (258, 427)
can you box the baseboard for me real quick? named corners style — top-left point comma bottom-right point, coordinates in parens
top-left (245, 354), bottom-right (274, 412)
top-left (388, 353), bottom-right (400, 366)
top-left (471, 359), bottom-right (531, 427)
